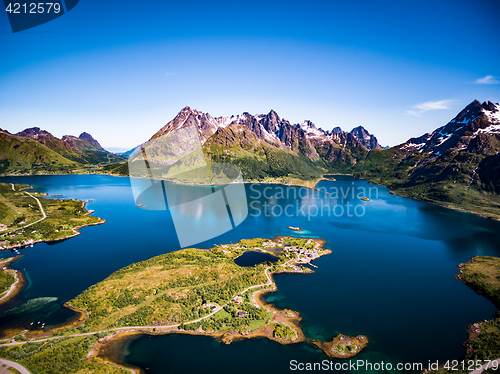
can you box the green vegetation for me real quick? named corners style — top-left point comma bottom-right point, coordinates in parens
top-left (282, 237), bottom-right (308, 247)
top-left (68, 237), bottom-right (324, 334)
top-left (0, 237), bottom-right (338, 371)
top-left (0, 183), bottom-right (103, 249)
top-left (0, 129), bottom-right (126, 175)
top-left (101, 124), bottom-right (328, 185)
top-left (204, 125), bottom-right (326, 182)
top-left (0, 131), bottom-right (79, 174)
top-left (430, 256), bottom-right (500, 374)
top-left (460, 257), bottom-right (500, 361)
top-left (460, 256), bottom-right (500, 308)
top-left (0, 269), bottom-right (15, 295)
top-left (333, 344), bottom-right (357, 354)
top-left (0, 336), bottom-right (128, 374)
top-left (468, 318), bottom-right (500, 361)
top-left (352, 147), bottom-right (500, 220)
top-left (272, 323), bottom-right (296, 340)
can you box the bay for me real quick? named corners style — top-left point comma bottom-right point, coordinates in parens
top-left (0, 174), bottom-right (499, 373)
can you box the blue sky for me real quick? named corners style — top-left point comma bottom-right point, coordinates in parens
top-left (1, 0), bottom-right (500, 150)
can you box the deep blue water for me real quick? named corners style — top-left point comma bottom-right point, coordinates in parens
top-left (234, 251), bottom-right (279, 267)
top-left (0, 174), bottom-right (499, 373)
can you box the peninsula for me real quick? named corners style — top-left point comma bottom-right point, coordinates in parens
top-left (456, 256), bottom-right (500, 361)
top-left (0, 237), bottom-right (368, 373)
top-left (0, 256), bottom-right (24, 306)
top-left (0, 182), bottom-right (104, 251)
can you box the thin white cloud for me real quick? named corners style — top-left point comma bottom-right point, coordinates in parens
top-left (405, 99), bottom-right (457, 117)
top-left (475, 75), bottom-right (500, 84)
top-left (165, 71), bottom-right (177, 76)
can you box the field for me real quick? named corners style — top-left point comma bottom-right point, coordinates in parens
top-left (0, 183), bottom-right (104, 249)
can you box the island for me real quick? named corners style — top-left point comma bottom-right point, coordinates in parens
top-left (287, 226), bottom-right (303, 231)
top-left (0, 182), bottom-right (104, 251)
top-left (0, 236), bottom-right (368, 373)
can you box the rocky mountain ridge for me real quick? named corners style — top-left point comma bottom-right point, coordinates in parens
top-left (151, 106), bottom-right (381, 152)
top-left (14, 127), bottom-right (124, 165)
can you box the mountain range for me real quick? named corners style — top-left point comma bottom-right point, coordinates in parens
top-left (2, 100), bottom-right (500, 219)
top-left (119, 106), bottom-right (381, 181)
top-left (0, 128), bottom-right (126, 174)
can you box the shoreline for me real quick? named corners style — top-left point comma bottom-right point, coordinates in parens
top-left (0, 256), bottom-right (25, 306)
top-left (454, 256), bottom-right (500, 357)
top-left (0, 186), bottom-right (106, 252)
top-left (387, 189), bottom-right (500, 222)
top-left (82, 238), bottom-right (366, 372)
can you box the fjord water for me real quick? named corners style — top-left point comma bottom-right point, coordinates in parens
top-left (1, 175), bottom-right (499, 373)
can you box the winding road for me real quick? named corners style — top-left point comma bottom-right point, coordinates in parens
top-left (0, 358), bottom-right (32, 374)
top-left (21, 191), bottom-right (47, 228)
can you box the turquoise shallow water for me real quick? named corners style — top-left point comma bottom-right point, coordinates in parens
top-left (0, 174), bottom-right (499, 373)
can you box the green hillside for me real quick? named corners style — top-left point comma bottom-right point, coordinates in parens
top-left (204, 124), bottom-right (326, 181)
top-left (101, 124), bottom-right (328, 183)
top-left (0, 131), bottom-right (80, 174)
top-left (353, 147), bottom-right (500, 220)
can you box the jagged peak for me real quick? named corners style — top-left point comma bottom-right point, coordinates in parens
top-left (350, 125), bottom-right (370, 134)
top-left (482, 100), bottom-right (499, 112)
top-left (16, 127), bottom-right (51, 137)
top-left (79, 132), bottom-right (102, 149)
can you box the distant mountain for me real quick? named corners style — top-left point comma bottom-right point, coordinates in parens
top-left (0, 127), bottom-right (126, 174)
top-left (15, 127), bottom-right (126, 165)
top-left (131, 106), bottom-right (379, 180)
top-left (354, 100), bottom-right (500, 219)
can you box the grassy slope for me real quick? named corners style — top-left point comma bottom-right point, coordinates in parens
top-left (101, 124), bottom-right (327, 184)
top-left (68, 241), bottom-right (270, 330)
top-left (68, 237), bottom-right (324, 333)
top-left (0, 335), bottom-right (128, 374)
top-left (353, 148), bottom-right (500, 220)
top-left (0, 132), bottom-right (80, 174)
top-left (460, 257), bottom-right (500, 309)
top-left (203, 125), bottom-right (325, 181)
top-left (429, 256), bottom-right (500, 374)
top-left (0, 183), bottom-right (103, 249)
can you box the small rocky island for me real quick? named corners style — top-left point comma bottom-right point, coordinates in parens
top-left (310, 334), bottom-right (368, 358)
